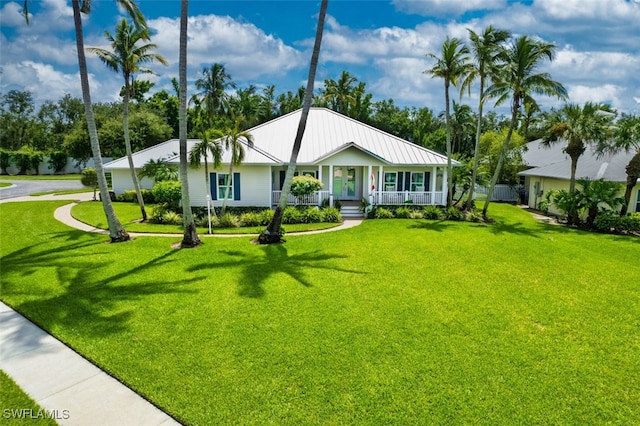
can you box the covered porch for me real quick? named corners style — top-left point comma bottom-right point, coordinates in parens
top-left (270, 164), bottom-right (448, 207)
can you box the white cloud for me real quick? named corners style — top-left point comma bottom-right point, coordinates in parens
top-left (392, 0), bottom-right (506, 16)
top-left (567, 84), bottom-right (623, 107)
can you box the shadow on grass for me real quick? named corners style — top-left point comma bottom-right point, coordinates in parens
top-left (1, 230), bottom-right (202, 354)
top-left (407, 220), bottom-right (454, 232)
top-left (187, 244), bottom-right (365, 298)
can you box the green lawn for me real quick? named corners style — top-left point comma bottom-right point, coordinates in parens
top-left (0, 370), bottom-right (57, 425)
top-left (0, 182), bottom-right (11, 188)
top-left (30, 189), bottom-right (92, 196)
top-left (0, 174), bottom-right (81, 180)
top-left (1, 201), bottom-right (639, 425)
top-left (71, 201), bottom-right (339, 234)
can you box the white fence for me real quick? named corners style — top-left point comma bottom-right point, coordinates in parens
top-left (272, 190), bottom-right (330, 206)
top-left (375, 191), bottom-right (444, 205)
top-left (3, 157), bottom-right (113, 176)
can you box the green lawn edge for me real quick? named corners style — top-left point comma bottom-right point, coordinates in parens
top-left (0, 370), bottom-right (58, 425)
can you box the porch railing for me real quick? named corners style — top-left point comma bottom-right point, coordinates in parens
top-left (374, 191), bottom-right (444, 206)
top-left (272, 190), bottom-right (330, 206)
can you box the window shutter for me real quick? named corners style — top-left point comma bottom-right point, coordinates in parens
top-left (210, 173), bottom-right (217, 200)
top-left (233, 172), bottom-right (241, 200)
top-left (279, 171), bottom-right (285, 190)
top-left (397, 172), bottom-right (404, 191)
top-left (424, 172), bottom-right (430, 191)
top-left (405, 173), bottom-right (411, 191)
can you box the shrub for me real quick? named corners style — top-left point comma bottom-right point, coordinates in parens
top-left (290, 175), bottom-right (323, 198)
top-left (394, 206), bottom-right (412, 219)
top-left (322, 207), bottom-right (342, 223)
top-left (150, 204), bottom-right (169, 223)
top-left (13, 146), bottom-right (43, 174)
top-left (409, 210), bottom-right (424, 219)
top-left (283, 206), bottom-right (303, 224)
top-left (445, 206), bottom-right (464, 221)
top-left (301, 207), bottom-right (323, 223)
top-left (375, 207), bottom-right (394, 219)
top-left (594, 211), bottom-right (640, 234)
top-left (48, 151), bottom-right (68, 173)
top-left (117, 189), bottom-right (155, 204)
top-left (152, 181), bottom-right (181, 211)
top-left (218, 212), bottom-right (240, 228)
top-left (423, 205), bottom-right (443, 220)
top-left (162, 211), bottom-right (182, 225)
top-left (260, 209), bottom-right (275, 225)
top-left (195, 215), bottom-right (217, 228)
top-left (80, 168), bottom-right (98, 188)
top-left (0, 149), bottom-right (12, 174)
top-left (466, 210), bottom-right (484, 223)
top-left (240, 212), bottom-right (263, 227)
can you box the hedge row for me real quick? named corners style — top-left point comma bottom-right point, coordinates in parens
top-left (368, 205), bottom-right (484, 222)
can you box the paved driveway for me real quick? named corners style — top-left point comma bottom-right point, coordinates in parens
top-left (0, 179), bottom-right (88, 200)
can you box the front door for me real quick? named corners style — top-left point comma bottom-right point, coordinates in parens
top-left (333, 166), bottom-right (358, 200)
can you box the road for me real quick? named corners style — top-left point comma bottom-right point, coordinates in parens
top-left (0, 179), bottom-right (88, 200)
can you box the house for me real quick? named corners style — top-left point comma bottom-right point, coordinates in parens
top-left (105, 108), bottom-right (458, 213)
top-left (518, 139), bottom-right (640, 214)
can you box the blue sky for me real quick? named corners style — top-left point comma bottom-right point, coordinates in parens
top-left (1, 0), bottom-right (639, 115)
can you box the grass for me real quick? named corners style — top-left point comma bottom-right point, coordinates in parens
top-left (1, 201), bottom-right (639, 424)
top-left (0, 182), bottom-right (11, 188)
top-left (0, 370), bottom-right (58, 425)
top-left (71, 201), bottom-right (339, 234)
top-left (30, 189), bottom-right (93, 196)
top-left (0, 174), bottom-right (81, 180)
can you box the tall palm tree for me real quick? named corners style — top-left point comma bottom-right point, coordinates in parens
top-left (178, 0), bottom-right (199, 248)
top-left (70, 0), bottom-right (146, 242)
top-left (258, 0), bottom-right (328, 244)
top-left (189, 126), bottom-right (222, 222)
top-left (88, 18), bottom-right (167, 222)
top-left (425, 36), bottom-right (473, 206)
top-left (194, 63), bottom-right (236, 125)
top-left (323, 70), bottom-right (357, 114)
top-left (604, 113), bottom-right (640, 215)
top-left (461, 26), bottom-right (510, 211)
top-left (214, 117), bottom-right (254, 215)
top-left (482, 35), bottom-right (567, 218)
top-left (543, 102), bottom-right (615, 194)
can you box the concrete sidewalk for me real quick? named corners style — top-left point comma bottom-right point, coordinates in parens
top-left (0, 302), bottom-right (180, 426)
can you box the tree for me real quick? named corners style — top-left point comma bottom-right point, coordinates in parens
top-left (214, 117), bottom-right (254, 215)
top-left (189, 118), bottom-right (222, 220)
top-left (322, 70), bottom-right (357, 115)
top-left (482, 35), bottom-right (567, 218)
top-left (543, 102), bottom-right (615, 196)
top-left (0, 90), bottom-right (37, 150)
top-left (608, 114), bottom-right (640, 215)
top-left (461, 26), bottom-right (510, 211)
top-left (258, 0), bottom-right (328, 244)
top-left (178, 0), bottom-right (200, 248)
top-left (88, 18), bottom-right (167, 222)
top-left (194, 63), bottom-right (236, 125)
top-left (425, 37), bottom-right (473, 206)
top-left (138, 157), bottom-right (178, 182)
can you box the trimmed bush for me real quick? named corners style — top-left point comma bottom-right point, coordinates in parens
top-left (375, 208), bottom-right (394, 219)
top-left (80, 168), bottom-right (98, 187)
top-left (152, 181), bottom-right (181, 211)
top-left (322, 207), bottom-right (342, 223)
top-left (302, 207), bottom-right (323, 223)
top-left (394, 206), bottom-right (412, 219)
top-left (595, 211), bottom-right (640, 234)
top-left (117, 189), bottom-right (155, 204)
top-left (290, 175), bottom-right (323, 198)
top-left (423, 205), bottom-right (443, 220)
top-left (219, 212), bottom-right (240, 228)
top-left (240, 212), bottom-right (263, 227)
top-left (282, 206), bottom-right (303, 224)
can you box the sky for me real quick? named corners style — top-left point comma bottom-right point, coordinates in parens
top-left (1, 0), bottom-right (639, 116)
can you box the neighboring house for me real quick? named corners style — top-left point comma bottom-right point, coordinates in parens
top-left (518, 139), bottom-right (640, 214)
top-left (105, 108), bottom-right (458, 211)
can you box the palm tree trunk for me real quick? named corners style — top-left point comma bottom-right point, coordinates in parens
top-left (123, 79), bottom-right (147, 221)
top-left (72, 0), bottom-right (129, 243)
top-left (444, 81), bottom-right (453, 207)
top-left (482, 97), bottom-right (519, 218)
top-left (465, 78), bottom-right (484, 211)
top-left (178, 0), bottom-right (200, 248)
top-left (569, 156), bottom-right (578, 193)
top-left (259, 0), bottom-right (328, 244)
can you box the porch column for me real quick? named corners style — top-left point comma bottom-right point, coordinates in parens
top-left (329, 164), bottom-right (334, 207)
top-left (442, 167), bottom-right (448, 206)
top-left (367, 164), bottom-right (373, 206)
top-left (378, 165), bottom-right (384, 205)
top-left (431, 166), bottom-right (437, 205)
top-left (317, 165), bottom-right (323, 206)
top-left (269, 167), bottom-right (273, 207)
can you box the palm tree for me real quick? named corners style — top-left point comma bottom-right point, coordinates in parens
top-left (88, 18), bottom-right (167, 222)
top-left (258, 0), bottom-right (328, 244)
top-left (606, 114), bottom-right (640, 215)
top-left (178, 0), bottom-right (199, 248)
top-left (482, 35), bottom-right (567, 218)
top-left (543, 102), bottom-right (615, 195)
top-left (214, 117), bottom-right (254, 215)
top-left (189, 126), bottom-right (222, 222)
top-left (69, 0), bottom-right (147, 242)
top-left (323, 70), bottom-right (357, 114)
top-left (194, 63), bottom-right (236, 125)
top-left (425, 36), bottom-right (473, 206)
top-left (461, 26), bottom-right (510, 211)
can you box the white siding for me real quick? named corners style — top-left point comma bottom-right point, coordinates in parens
top-left (320, 146), bottom-right (386, 166)
top-left (110, 169), bottom-right (154, 195)
top-left (188, 165), bottom-right (272, 207)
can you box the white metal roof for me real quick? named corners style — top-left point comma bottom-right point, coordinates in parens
top-left (105, 108), bottom-right (455, 169)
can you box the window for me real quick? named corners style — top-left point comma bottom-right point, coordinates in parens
top-left (410, 172), bottom-right (424, 192)
top-left (384, 172), bottom-right (397, 191)
top-left (217, 173), bottom-right (233, 200)
top-left (636, 189), bottom-right (640, 212)
top-left (295, 170), bottom-right (317, 178)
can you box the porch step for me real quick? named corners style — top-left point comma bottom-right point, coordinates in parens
top-left (340, 205), bottom-right (364, 218)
